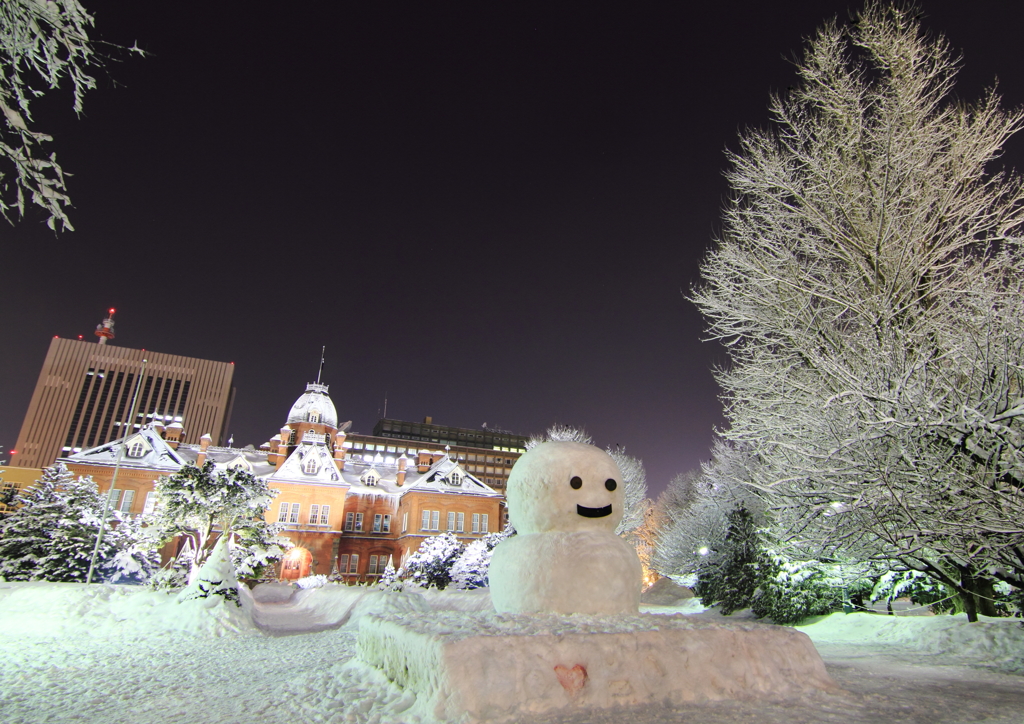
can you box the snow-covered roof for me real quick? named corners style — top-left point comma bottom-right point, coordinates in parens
top-left (401, 455), bottom-right (502, 498)
top-left (267, 439), bottom-right (346, 486)
top-left (175, 444), bottom-right (277, 477)
top-left (61, 424), bottom-right (185, 471)
top-left (286, 383), bottom-right (338, 429)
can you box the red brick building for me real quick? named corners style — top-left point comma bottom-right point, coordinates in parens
top-left (61, 381), bottom-right (505, 581)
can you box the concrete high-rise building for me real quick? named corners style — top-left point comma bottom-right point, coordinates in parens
top-left (10, 311), bottom-right (235, 469)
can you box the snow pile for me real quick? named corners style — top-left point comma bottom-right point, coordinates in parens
top-left (799, 612), bottom-right (1024, 673)
top-left (0, 580), bottom-right (255, 638)
top-left (357, 611), bottom-right (837, 722)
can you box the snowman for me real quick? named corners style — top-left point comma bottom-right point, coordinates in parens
top-left (489, 441), bottom-right (643, 615)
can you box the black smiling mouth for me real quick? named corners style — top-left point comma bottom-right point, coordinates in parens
top-left (576, 504), bottom-right (612, 518)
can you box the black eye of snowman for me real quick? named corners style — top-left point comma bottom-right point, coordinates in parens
top-left (605, 479), bottom-right (617, 491)
top-left (570, 476), bottom-right (583, 489)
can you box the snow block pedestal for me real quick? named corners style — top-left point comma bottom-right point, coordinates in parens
top-left (356, 612), bottom-right (838, 722)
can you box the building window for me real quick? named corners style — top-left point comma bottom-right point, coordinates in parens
top-left (402, 512), bottom-right (408, 533)
top-left (382, 514), bottom-right (391, 533)
top-left (348, 554), bottom-right (359, 574)
top-left (373, 514), bottom-right (382, 533)
top-left (289, 503), bottom-right (300, 524)
top-left (303, 456), bottom-right (319, 475)
top-left (319, 505), bottom-right (330, 526)
top-left (472, 513), bottom-right (480, 533)
top-left (279, 502), bottom-right (290, 522)
top-left (369, 555), bottom-right (380, 575)
top-left (309, 505), bottom-right (320, 525)
top-left (344, 512), bottom-right (362, 531)
top-left (118, 489), bottom-right (135, 514)
top-left (308, 410), bottom-right (320, 423)
top-left (338, 554), bottom-right (348, 573)
top-left (420, 510), bottom-right (440, 532)
top-left (127, 441), bottom-right (145, 458)
top-left (481, 513), bottom-right (489, 533)
top-left (143, 491), bottom-right (156, 516)
top-left (456, 512), bottom-right (464, 533)
top-left (447, 511), bottom-right (455, 531)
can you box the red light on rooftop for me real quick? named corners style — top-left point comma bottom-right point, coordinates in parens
top-left (10, 450), bottom-right (16, 455)
top-left (109, 308), bottom-right (116, 314)
top-left (78, 335), bottom-right (83, 339)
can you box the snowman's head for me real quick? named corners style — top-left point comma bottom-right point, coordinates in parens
top-left (506, 441), bottom-right (624, 534)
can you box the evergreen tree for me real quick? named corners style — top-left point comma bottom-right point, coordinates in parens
top-left (451, 530), bottom-right (511, 589)
top-left (0, 463), bottom-right (154, 582)
top-left (695, 505), bottom-right (772, 615)
top-left (403, 532), bottom-right (465, 590)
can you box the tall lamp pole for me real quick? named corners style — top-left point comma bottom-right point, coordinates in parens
top-left (86, 359), bottom-right (147, 584)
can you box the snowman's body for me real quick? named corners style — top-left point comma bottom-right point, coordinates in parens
top-left (489, 441), bottom-right (643, 615)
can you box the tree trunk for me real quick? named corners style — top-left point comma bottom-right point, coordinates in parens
top-left (958, 566), bottom-right (980, 622)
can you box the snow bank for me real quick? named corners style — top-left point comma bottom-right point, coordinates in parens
top-left (357, 611), bottom-right (838, 722)
top-left (0, 580), bottom-right (256, 637)
top-left (799, 612), bottom-right (1024, 673)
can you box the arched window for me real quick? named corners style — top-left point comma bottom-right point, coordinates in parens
top-left (127, 440), bottom-right (145, 458)
top-left (361, 469), bottom-right (380, 486)
top-left (303, 456), bottom-right (319, 475)
top-left (308, 409), bottom-right (320, 423)
top-left (446, 471), bottom-right (463, 487)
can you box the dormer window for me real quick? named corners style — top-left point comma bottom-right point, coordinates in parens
top-left (361, 469), bottom-right (380, 486)
top-left (308, 409), bottom-right (320, 423)
top-left (446, 471), bottom-right (463, 487)
top-left (127, 440), bottom-right (146, 458)
top-left (303, 456), bottom-right (320, 475)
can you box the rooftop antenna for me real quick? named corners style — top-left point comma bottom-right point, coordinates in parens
top-left (94, 308), bottom-right (116, 345)
top-left (316, 346), bottom-right (325, 384)
top-left (383, 391), bottom-right (388, 419)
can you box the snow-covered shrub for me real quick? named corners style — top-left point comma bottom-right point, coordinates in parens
top-left (871, 570), bottom-right (960, 614)
top-left (751, 558), bottom-right (844, 625)
top-left (403, 532), bottom-right (465, 590)
top-left (450, 530), bottom-right (511, 589)
top-left (296, 574), bottom-right (328, 589)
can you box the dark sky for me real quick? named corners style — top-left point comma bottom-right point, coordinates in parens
top-left (3, 1), bottom-right (1023, 496)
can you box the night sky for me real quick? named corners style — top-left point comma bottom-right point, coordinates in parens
top-left (3, 1), bottom-right (1023, 496)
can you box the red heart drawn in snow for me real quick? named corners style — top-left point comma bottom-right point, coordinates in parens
top-left (554, 664), bottom-right (588, 697)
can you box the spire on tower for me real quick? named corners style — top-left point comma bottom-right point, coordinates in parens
top-left (94, 308), bottom-right (116, 345)
top-left (316, 345), bottom-right (326, 384)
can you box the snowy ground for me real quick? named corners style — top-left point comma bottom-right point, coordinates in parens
top-left (1, 582), bottom-right (1022, 724)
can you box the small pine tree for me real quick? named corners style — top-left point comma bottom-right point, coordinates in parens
top-left (404, 532), bottom-right (465, 590)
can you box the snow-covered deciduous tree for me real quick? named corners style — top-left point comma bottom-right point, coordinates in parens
top-left (693, 2), bottom-right (1024, 621)
top-left (607, 446), bottom-right (648, 536)
top-left (0, 463), bottom-right (155, 582)
top-left (151, 462), bottom-right (281, 583)
top-left (0, 1), bottom-right (119, 229)
top-left (403, 532), bottom-right (465, 590)
top-left (653, 440), bottom-right (767, 581)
